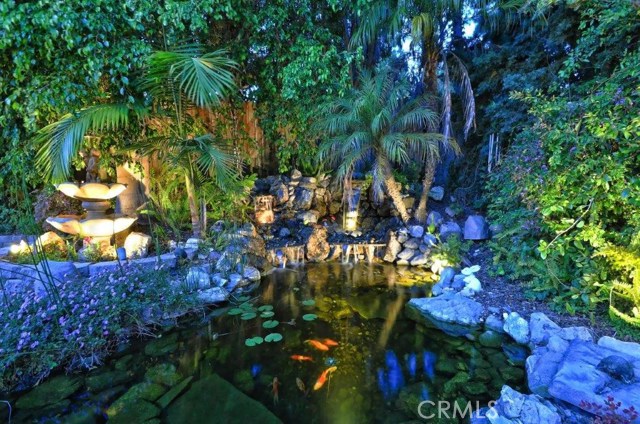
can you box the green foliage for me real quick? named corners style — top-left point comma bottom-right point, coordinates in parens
top-left (484, 0), bottom-right (640, 314)
top-left (0, 265), bottom-right (198, 391)
top-left (432, 235), bottom-right (472, 268)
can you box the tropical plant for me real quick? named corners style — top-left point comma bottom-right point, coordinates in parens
top-left (350, 0), bottom-right (472, 222)
top-left (315, 66), bottom-right (445, 224)
top-left (33, 44), bottom-right (239, 237)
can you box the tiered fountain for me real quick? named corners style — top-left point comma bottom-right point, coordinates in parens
top-left (46, 182), bottom-right (137, 255)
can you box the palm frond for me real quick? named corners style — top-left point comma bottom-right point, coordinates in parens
top-left (34, 103), bottom-right (145, 182)
top-left (449, 53), bottom-right (476, 140)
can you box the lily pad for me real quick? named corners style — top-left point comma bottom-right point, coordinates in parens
top-left (244, 336), bottom-right (264, 347)
top-left (301, 299), bottom-right (316, 307)
top-left (257, 305), bottom-right (273, 312)
top-left (302, 314), bottom-right (318, 321)
top-left (260, 311), bottom-right (275, 318)
top-left (240, 312), bottom-right (257, 320)
top-left (264, 333), bottom-right (283, 343)
top-left (236, 295), bottom-right (251, 302)
top-left (262, 320), bottom-right (279, 329)
top-left (227, 308), bottom-right (244, 316)
top-left (240, 302), bottom-right (255, 310)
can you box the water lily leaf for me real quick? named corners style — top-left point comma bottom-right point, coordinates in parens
top-left (260, 311), bottom-right (275, 318)
top-left (265, 333), bottom-right (283, 342)
top-left (258, 305), bottom-right (273, 311)
top-left (241, 312), bottom-right (257, 320)
top-left (227, 308), bottom-right (244, 316)
top-left (237, 295), bottom-right (251, 302)
top-left (263, 320), bottom-right (279, 329)
top-left (301, 299), bottom-right (316, 306)
top-left (240, 302), bottom-right (255, 310)
top-left (302, 314), bottom-right (318, 321)
top-left (245, 336), bottom-right (264, 347)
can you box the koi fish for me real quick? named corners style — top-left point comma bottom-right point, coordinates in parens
top-left (322, 338), bottom-right (339, 347)
top-left (271, 377), bottom-right (280, 404)
top-left (306, 339), bottom-right (329, 351)
top-left (290, 355), bottom-right (314, 362)
top-left (313, 366), bottom-right (337, 391)
top-left (296, 377), bottom-right (307, 394)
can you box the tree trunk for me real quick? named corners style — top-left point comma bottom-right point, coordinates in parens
top-left (381, 159), bottom-right (411, 224)
top-left (414, 160), bottom-right (436, 224)
top-left (184, 172), bottom-right (201, 238)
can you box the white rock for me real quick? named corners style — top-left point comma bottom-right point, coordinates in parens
top-left (124, 232), bottom-right (152, 258)
top-left (461, 265), bottom-right (481, 275)
top-left (463, 274), bottom-right (482, 293)
top-left (184, 238), bottom-right (202, 250)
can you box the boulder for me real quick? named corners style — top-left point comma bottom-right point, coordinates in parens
top-left (548, 340), bottom-right (640, 420)
top-left (464, 215), bottom-right (490, 240)
top-left (297, 210), bottom-right (319, 225)
top-left (526, 349), bottom-right (566, 398)
top-left (488, 385), bottom-right (561, 424)
top-left (186, 266), bottom-right (211, 289)
top-left (409, 253), bottom-right (429, 266)
top-left (598, 336), bottom-right (640, 361)
top-left (241, 266), bottom-right (261, 282)
top-left (36, 260), bottom-right (78, 283)
top-left (439, 221), bottom-right (462, 240)
top-left (397, 228), bottom-right (409, 243)
top-left (428, 186), bottom-right (445, 201)
top-left (36, 231), bottom-right (66, 253)
top-left (305, 225), bottom-right (330, 262)
top-left (529, 313), bottom-right (561, 347)
top-left (124, 232), bottom-right (152, 258)
top-left (439, 267), bottom-right (456, 286)
top-left (404, 237), bottom-right (420, 249)
top-left (197, 287), bottom-right (229, 304)
top-left (183, 238), bottom-right (201, 250)
top-left (423, 233), bottom-right (437, 247)
top-left (383, 230), bottom-right (401, 262)
top-left (166, 374), bottom-right (281, 424)
top-left (145, 363), bottom-right (183, 387)
top-left (485, 314), bottom-right (505, 333)
top-left (426, 211), bottom-right (443, 228)
top-left (408, 225), bottom-right (424, 238)
top-left (269, 181), bottom-right (289, 205)
top-left (292, 187), bottom-right (314, 210)
top-left (503, 312), bottom-right (530, 344)
top-left (408, 292), bottom-right (485, 327)
top-left (397, 248), bottom-right (416, 261)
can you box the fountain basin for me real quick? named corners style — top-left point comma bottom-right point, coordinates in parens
top-left (46, 216), bottom-right (136, 237)
top-left (56, 182), bottom-right (127, 202)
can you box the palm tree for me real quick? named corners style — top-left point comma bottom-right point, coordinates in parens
top-left (315, 66), bottom-right (445, 224)
top-left (34, 44), bottom-right (238, 237)
top-left (350, 0), bottom-right (473, 222)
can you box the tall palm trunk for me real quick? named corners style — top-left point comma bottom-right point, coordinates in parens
top-left (184, 172), bottom-right (201, 237)
top-left (414, 160), bottom-right (436, 224)
top-left (381, 159), bottom-right (411, 224)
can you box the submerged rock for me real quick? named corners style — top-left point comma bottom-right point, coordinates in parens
top-left (166, 374), bottom-right (281, 423)
top-left (144, 333), bottom-right (179, 356)
top-left (15, 375), bottom-right (83, 409)
top-left (145, 363), bottom-right (182, 386)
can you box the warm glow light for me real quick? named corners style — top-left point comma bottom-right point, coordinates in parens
top-left (46, 217), bottom-right (136, 237)
top-left (344, 210), bottom-right (358, 231)
top-left (9, 240), bottom-right (29, 255)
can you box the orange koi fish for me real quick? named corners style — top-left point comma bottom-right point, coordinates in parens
top-left (305, 339), bottom-right (329, 351)
top-left (290, 355), bottom-right (314, 362)
top-left (271, 377), bottom-right (280, 404)
top-left (322, 338), bottom-right (339, 347)
top-left (313, 366), bottom-right (337, 391)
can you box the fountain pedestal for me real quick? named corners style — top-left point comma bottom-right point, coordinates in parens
top-left (46, 183), bottom-right (137, 259)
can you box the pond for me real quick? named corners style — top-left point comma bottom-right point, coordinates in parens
top-left (6, 263), bottom-right (526, 423)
